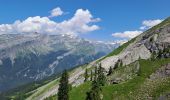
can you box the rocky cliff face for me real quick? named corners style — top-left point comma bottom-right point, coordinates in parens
top-left (67, 17), bottom-right (170, 89)
top-left (100, 17), bottom-right (170, 70)
top-left (0, 33), bottom-right (118, 91)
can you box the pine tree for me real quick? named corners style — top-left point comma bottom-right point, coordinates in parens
top-left (58, 70), bottom-right (69, 100)
top-left (114, 61), bottom-right (119, 69)
top-left (86, 91), bottom-right (92, 100)
top-left (86, 64), bottom-right (105, 100)
top-left (107, 66), bottom-right (113, 76)
top-left (97, 63), bottom-right (106, 86)
top-left (90, 70), bottom-right (93, 81)
top-left (86, 80), bottom-right (101, 100)
top-left (120, 60), bottom-right (123, 67)
top-left (84, 69), bottom-right (88, 82)
top-left (94, 66), bottom-right (98, 80)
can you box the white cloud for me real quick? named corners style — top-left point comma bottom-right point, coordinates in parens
top-left (49, 7), bottom-right (63, 17)
top-left (112, 30), bottom-right (142, 39)
top-left (58, 9), bottom-right (100, 34)
top-left (112, 19), bottom-right (164, 40)
top-left (140, 19), bottom-right (163, 30)
top-left (0, 9), bottom-right (100, 35)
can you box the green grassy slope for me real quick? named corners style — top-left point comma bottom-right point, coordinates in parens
top-left (45, 58), bottom-right (170, 100)
top-left (69, 82), bottom-right (91, 100)
top-left (69, 58), bottom-right (170, 100)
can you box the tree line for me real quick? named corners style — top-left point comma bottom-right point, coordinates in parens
top-left (57, 60), bottom-right (123, 100)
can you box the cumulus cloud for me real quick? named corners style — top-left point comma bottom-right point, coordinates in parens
top-left (112, 19), bottom-right (164, 40)
top-left (140, 19), bottom-right (163, 30)
top-left (49, 7), bottom-right (63, 17)
top-left (112, 30), bottom-right (142, 39)
top-left (0, 9), bottom-right (100, 35)
top-left (58, 9), bottom-right (100, 34)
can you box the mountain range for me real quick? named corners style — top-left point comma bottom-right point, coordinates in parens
top-left (19, 17), bottom-right (170, 100)
top-left (1, 17), bottom-right (170, 100)
top-left (0, 33), bottom-right (119, 92)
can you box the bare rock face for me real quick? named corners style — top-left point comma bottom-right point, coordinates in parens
top-left (101, 41), bottom-right (151, 70)
top-left (121, 44), bottom-right (151, 65)
top-left (100, 55), bottom-right (119, 70)
top-left (101, 19), bottom-right (170, 70)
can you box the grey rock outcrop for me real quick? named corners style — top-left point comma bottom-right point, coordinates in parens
top-left (100, 19), bottom-right (170, 71)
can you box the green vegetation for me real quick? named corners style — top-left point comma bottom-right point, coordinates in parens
top-left (67, 58), bottom-right (170, 100)
top-left (90, 70), bottom-right (93, 81)
top-left (86, 81), bottom-right (102, 100)
top-left (30, 79), bottom-right (59, 99)
top-left (23, 54), bottom-right (170, 100)
top-left (84, 69), bottom-right (88, 82)
top-left (107, 61), bottom-right (139, 84)
top-left (70, 82), bottom-right (91, 100)
top-left (44, 95), bottom-right (57, 100)
top-left (85, 64), bottom-right (106, 100)
top-left (19, 64), bottom-right (87, 100)
top-left (58, 70), bottom-right (69, 100)
top-left (97, 64), bottom-right (107, 86)
top-left (107, 66), bottom-right (113, 76)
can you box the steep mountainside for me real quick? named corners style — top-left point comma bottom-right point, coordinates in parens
top-left (19, 17), bottom-right (170, 100)
top-left (2, 17), bottom-right (170, 100)
top-left (0, 33), bottom-right (118, 92)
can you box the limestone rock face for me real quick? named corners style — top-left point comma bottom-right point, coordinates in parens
top-left (101, 40), bottom-right (151, 70)
top-left (101, 18), bottom-right (170, 70)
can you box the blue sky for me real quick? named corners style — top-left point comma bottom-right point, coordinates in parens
top-left (0, 0), bottom-right (170, 41)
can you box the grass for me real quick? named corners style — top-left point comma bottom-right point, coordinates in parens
top-left (44, 95), bottom-right (57, 100)
top-left (103, 58), bottom-right (170, 99)
top-left (153, 78), bottom-right (170, 98)
top-left (45, 82), bottom-right (91, 100)
top-left (69, 82), bottom-right (91, 100)
top-left (66, 58), bottom-right (170, 100)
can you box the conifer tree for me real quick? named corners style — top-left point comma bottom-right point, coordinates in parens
top-left (120, 60), bottom-right (123, 67)
top-left (86, 80), bottom-right (101, 100)
top-left (84, 69), bottom-right (88, 82)
top-left (97, 63), bottom-right (106, 86)
top-left (94, 66), bottom-right (98, 80)
top-left (86, 64), bottom-right (105, 100)
top-left (90, 70), bottom-right (93, 81)
top-left (107, 66), bottom-right (113, 76)
top-left (58, 70), bottom-right (69, 100)
top-left (114, 61), bottom-right (119, 69)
